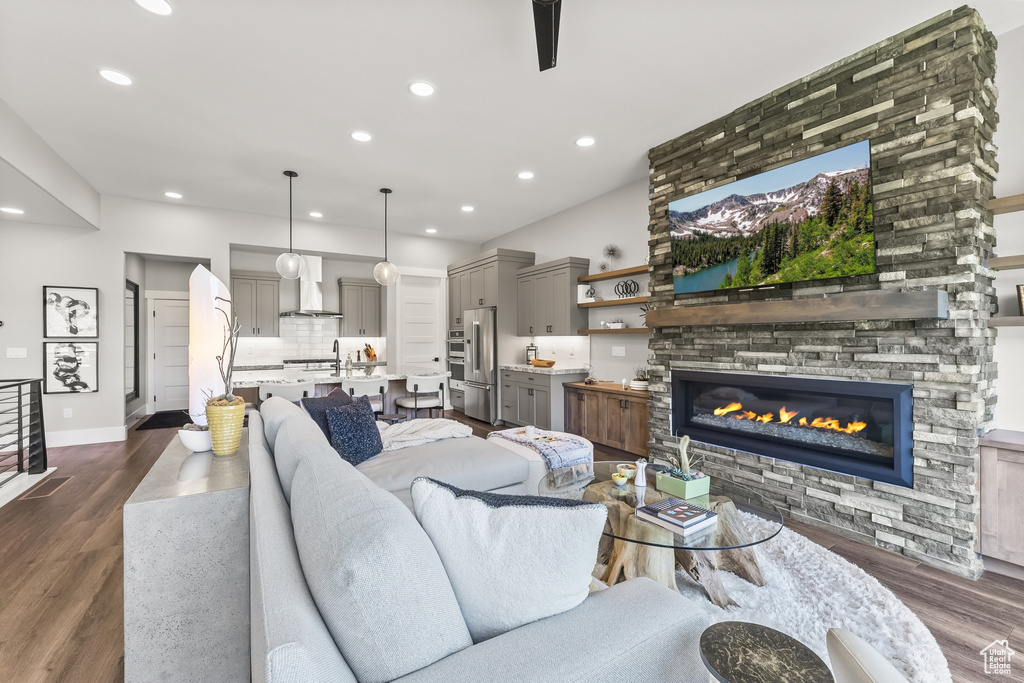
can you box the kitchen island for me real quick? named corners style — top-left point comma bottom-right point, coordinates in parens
top-left (233, 365), bottom-right (450, 415)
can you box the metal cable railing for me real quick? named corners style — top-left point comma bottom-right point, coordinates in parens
top-left (0, 379), bottom-right (47, 488)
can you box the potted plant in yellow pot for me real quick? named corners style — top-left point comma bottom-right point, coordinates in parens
top-left (205, 297), bottom-right (244, 456)
top-left (655, 434), bottom-right (710, 499)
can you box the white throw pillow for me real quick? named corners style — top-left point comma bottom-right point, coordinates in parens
top-left (411, 477), bottom-right (607, 642)
top-left (827, 628), bottom-right (911, 683)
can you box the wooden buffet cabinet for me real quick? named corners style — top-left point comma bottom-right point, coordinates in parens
top-left (564, 381), bottom-right (649, 456)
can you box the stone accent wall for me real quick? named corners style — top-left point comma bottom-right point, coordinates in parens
top-left (646, 8), bottom-right (998, 577)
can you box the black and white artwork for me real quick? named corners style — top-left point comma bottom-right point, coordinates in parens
top-left (44, 286), bottom-right (98, 338)
top-left (44, 342), bottom-right (99, 394)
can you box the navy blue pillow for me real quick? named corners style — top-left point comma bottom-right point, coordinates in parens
top-left (300, 388), bottom-right (354, 438)
top-left (326, 396), bottom-right (383, 465)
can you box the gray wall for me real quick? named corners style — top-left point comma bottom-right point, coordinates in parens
top-left (144, 258), bottom-right (206, 293)
top-left (482, 179), bottom-right (651, 380)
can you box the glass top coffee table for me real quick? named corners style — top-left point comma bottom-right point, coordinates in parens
top-left (582, 462), bottom-right (785, 606)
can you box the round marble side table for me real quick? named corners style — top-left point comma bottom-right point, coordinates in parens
top-left (700, 621), bottom-right (834, 683)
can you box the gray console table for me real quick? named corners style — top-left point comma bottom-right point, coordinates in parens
top-left (123, 434), bottom-right (250, 682)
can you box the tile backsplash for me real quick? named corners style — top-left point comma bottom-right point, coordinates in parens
top-left (519, 336), bottom-right (590, 368)
top-left (236, 318), bottom-right (385, 365)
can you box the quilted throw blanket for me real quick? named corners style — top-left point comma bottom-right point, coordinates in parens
top-left (487, 428), bottom-right (594, 489)
top-left (380, 418), bottom-right (472, 452)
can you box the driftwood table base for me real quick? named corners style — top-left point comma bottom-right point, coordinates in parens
top-left (586, 481), bottom-right (766, 607)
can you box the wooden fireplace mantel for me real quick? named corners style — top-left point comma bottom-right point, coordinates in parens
top-left (645, 289), bottom-right (949, 328)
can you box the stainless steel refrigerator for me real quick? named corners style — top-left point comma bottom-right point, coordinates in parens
top-left (463, 307), bottom-right (497, 424)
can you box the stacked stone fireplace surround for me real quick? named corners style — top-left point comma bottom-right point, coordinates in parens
top-left (646, 7), bottom-right (998, 578)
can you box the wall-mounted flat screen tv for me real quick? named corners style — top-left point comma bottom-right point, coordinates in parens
top-left (670, 139), bottom-right (874, 295)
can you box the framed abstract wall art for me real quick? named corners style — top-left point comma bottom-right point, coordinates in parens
top-left (44, 341), bottom-right (99, 394)
top-left (44, 286), bottom-right (99, 338)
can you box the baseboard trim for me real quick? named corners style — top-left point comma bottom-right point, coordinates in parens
top-left (46, 426), bottom-right (126, 447)
top-left (983, 555), bottom-right (1024, 581)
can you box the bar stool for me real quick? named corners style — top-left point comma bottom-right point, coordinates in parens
top-left (258, 382), bottom-right (315, 406)
top-left (395, 375), bottom-right (446, 419)
top-left (341, 377), bottom-right (386, 414)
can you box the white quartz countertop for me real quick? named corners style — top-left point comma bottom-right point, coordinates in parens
top-left (233, 368), bottom-right (449, 388)
top-left (500, 364), bottom-right (591, 376)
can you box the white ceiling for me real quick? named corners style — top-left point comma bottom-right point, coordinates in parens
top-left (2, 1), bottom-right (1023, 243)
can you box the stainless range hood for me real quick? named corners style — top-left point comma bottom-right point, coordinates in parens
top-left (279, 255), bottom-right (344, 318)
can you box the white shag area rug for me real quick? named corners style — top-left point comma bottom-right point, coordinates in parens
top-left (669, 515), bottom-right (950, 683)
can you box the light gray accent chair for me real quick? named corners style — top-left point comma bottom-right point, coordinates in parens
top-left (250, 398), bottom-right (711, 682)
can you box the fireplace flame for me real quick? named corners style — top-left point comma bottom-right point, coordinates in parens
top-left (716, 403), bottom-right (867, 435)
top-left (714, 402), bottom-right (743, 416)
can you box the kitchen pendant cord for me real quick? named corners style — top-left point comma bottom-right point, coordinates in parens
top-left (380, 187), bottom-right (393, 261)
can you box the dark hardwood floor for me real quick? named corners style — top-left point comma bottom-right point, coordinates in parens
top-left (0, 414), bottom-right (1019, 682)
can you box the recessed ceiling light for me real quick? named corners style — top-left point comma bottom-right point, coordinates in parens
top-left (134, 0), bottom-right (173, 15)
top-left (518, 171), bottom-right (535, 180)
top-left (164, 191), bottom-right (182, 199)
top-left (309, 211), bottom-right (323, 218)
top-left (99, 68), bottom-right (132, 86)
top-left (461, 206), bottom-right (474, 213)
top-left (409, 81), bottom-right (435, 97)
top-left (351, 131), bottom-right (372, 142)
top-left (0, 207), bottom-right (25, 214)
top-left (575, 136), bottom-right (596, 147)
top-left (425, 228), bottom-right (437, 234)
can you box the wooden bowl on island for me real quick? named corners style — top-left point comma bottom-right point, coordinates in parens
top-left (530, 359), bottom-right (556, 368)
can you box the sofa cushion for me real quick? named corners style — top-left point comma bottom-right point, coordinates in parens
top-left (355, 436), bottom-right (529, 501)
top-left (273, 415), bottom-right (338, 505)
top-left (411, 477), bottom-right (607, 642)
top-left (290, 454), bottom-right (472, 683)
top-left (300, 388), bottom-right (353, 439)
top-left (326, 396), bottom-right (383, 465)
top-left (827, 628), bottom-right (910, 683)
top-left (261, 396), bottom-right (309, 447)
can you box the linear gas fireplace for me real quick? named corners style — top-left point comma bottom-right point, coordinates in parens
top-left (672, 371), bottom-right (913, 487)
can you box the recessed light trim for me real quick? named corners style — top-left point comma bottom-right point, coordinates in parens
top-left (518, 171), bottom-right (535, 180)
top-left (164, 191), bottom-right (182, 199)
top-left (409, 81), bottom-right (435, 97)
top-left (425, 228), bottom-right (437, 234)
top-left (461, 206), bottom-right (474, 213)
top-left (99, 68), bottom-right (132, 86)
top-left (0, 207), bottom-right (25, 214)
top-left (575, 136), bottom-right (596, 147)
top-left (351, 131), bottom-right (372, 142)
top-left (134, 0), bottom-right (173, 15)
top-left (309, 211), bottom-right (323, 218)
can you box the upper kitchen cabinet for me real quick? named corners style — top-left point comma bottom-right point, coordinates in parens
top-left (516, 257), bottom-right (589, 336)
top-left (339, 279), bottom-right (382, 337)
top-left (231, 271), bottom-right (280, 338)
top-left (448, 249), bottom-right (534, 323)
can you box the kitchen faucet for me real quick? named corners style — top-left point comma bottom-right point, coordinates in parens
top-left (332, 339), bottom-right (341, 377)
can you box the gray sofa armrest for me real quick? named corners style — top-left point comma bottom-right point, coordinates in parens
top-left (393, 577), bottom-right (710, 683)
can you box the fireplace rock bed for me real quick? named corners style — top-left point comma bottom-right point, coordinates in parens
top-left (691, 413), bottom-right (894, 460)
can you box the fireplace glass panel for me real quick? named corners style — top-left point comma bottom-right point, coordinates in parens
top-left (687, 380), bottom-right (894, 464)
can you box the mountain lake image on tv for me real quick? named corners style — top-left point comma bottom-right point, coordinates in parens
top-left (670, 139), bottom-right (875, 295)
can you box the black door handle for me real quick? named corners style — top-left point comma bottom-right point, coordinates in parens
top-left (529, 326), bottom-right (533, 333)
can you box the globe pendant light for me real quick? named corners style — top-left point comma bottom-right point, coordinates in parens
top-left (275, 170), bottom-right (306, 280)
top-left (373, 188), bottom-right (398, 286)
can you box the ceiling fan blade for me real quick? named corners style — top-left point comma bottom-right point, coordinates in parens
top-left (532, 0), bottom-right (561, 72)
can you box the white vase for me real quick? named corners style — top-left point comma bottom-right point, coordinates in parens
top-left (178, 428), bottom-right (213, 453)
top-left (630, 380), bottom-right (649, 391)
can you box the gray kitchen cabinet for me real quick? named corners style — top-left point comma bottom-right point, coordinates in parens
top-left (516, 257), bottom-right (589, 336)
top-left (466, 262), bottom-right (498, 308)
top-left (231, 272), bottom-right (280, 338)
top-left (448, 271), bottom-right (464, 327)
top-left (339, 279), bottom-right (382, 337)
top-left (499, 369), bottom-right (582, 431)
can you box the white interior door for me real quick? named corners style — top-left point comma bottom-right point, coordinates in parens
top-left (396, 275), bottom-right (443, 374)
top-left (153, 299), bottom-right (190, 412)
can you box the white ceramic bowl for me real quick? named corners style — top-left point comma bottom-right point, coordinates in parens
top-left (178, 428), bottom-right (213, 453)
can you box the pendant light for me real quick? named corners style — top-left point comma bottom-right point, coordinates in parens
top-left (275, 170), bottom-right (306, 280)
top-left (373, 187), bottom-right (398, 286)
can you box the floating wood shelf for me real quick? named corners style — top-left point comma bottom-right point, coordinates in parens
top-left (646, 289), bottom-right (949, 327)
top-left (578, 327), bottom-right (650, 335)
top-left (988, 193), bottom-right (1024, 216)
top-left (577, 265), bottom-right (648, 283)
top-left (578, 296), bottom-right (649, 309)
top-left (989, 255), bottom-right (1024, 271)
top-left (989, 317), bottom-right (1024, 327)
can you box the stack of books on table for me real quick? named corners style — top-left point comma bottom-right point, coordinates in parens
top-left (635, 497), bottom-right (718, 536)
